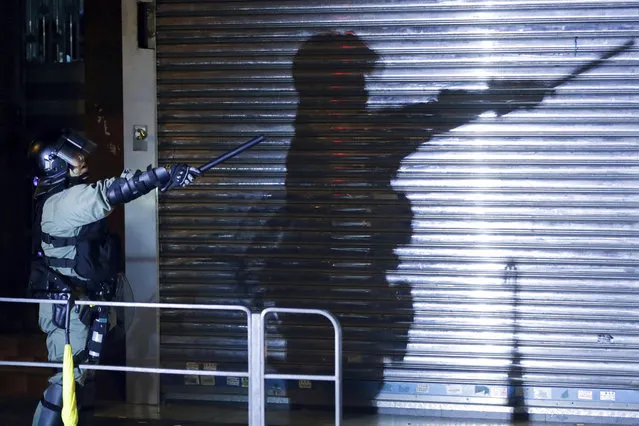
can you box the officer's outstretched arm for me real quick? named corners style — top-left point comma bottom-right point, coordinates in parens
top-left (106, 166), bottom-right (170, 206)
top-left (106, 164), bottom-right (200, 206)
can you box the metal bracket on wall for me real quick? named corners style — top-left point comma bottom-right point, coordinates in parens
top-left (137, 1), bottom-right (156, 50)
top-left (133, 124), bottom-right (148, 151)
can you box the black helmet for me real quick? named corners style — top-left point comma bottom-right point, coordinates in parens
top-left (27, 128), bottom-right (97, 183)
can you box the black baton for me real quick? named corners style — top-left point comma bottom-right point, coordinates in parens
top-left (198, 135), bottom-right (265, 173)
top-left (162, 135), bottom-right (265, 192)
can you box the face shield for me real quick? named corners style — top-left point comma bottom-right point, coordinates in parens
top-left (54, 130), bottom-right (97, 168)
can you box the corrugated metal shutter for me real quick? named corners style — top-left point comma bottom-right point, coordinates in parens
top-left (156, 0), bottom-right (639, 420)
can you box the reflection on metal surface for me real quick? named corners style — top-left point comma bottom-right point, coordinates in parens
top-left (155, 0), bottom-right (639, 422)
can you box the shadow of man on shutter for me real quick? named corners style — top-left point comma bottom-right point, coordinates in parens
top-left (240, 30), bottom-right (554, 414)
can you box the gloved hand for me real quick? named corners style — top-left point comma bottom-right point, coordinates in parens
top-left (161, 164), bottom-right (201, 192)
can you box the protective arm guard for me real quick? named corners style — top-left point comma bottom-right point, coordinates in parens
top-left (106, 165), bottom-right (170, 206)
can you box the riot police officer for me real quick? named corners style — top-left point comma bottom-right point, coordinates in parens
top-left (27, 128), bottom-right (200, 426)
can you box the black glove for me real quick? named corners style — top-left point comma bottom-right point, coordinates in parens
top-left (161, 164), bottom-right (201, 192)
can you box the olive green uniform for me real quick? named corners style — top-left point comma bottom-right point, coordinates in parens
top-left (32, 170), bottom-right (133, 426)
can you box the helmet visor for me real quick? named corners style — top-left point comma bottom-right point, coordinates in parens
top-left (55, 131), bottom-right (97, 167)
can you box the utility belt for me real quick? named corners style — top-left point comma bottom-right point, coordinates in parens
top-left (46, 278), bottom-right (96, 330)
top-left (30, 255), bottom-right (117, 301)
top-left (32, 261), bottom-right (117, 365)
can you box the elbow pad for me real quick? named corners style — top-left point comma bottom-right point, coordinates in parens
top-left (106, 165), bottom-right (170, 206)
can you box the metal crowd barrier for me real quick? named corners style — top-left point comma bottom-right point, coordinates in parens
top-left (0, 297), bottom-right (343, 426)
top-left (257, 308), bottom-right (342, 426)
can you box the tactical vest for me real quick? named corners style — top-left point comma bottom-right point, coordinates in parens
top-left (29, 185), bottom-right (124, 295)
top-left (40, 218), bottom-right (124, 283)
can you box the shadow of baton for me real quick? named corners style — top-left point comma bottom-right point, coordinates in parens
top-left (549, 39), bottom-right (635, 89)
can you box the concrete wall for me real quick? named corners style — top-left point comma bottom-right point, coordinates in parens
top-left (121, 0), bottom-right (160, 406)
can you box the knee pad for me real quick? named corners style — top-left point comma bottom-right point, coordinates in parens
top-left (33, 383), bottom-right (63, 426)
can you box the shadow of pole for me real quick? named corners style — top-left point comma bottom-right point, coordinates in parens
top-left (505, 260), bottom-right (530, 423)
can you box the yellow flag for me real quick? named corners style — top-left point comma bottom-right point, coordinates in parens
top-left (61, 344), bottom-right (78, 426)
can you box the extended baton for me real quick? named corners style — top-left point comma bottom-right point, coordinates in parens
top-left (197, 135), bottom-right (264, 173)
top-left (162, 135), bottom-right (265, 191)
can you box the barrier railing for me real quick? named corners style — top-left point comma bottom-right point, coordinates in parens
top-left (0, 297), bottom-right (252, 378)
top-left (258, 308), bottom-right (342, 426)
top-left (0, 297), bottom-right (343, 426)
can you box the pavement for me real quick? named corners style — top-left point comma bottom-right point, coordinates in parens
top-left (0, 398), bottom-right (567, 426)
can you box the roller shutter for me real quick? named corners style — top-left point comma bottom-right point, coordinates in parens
top-left (156, 0), bottom-right (639, 420)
